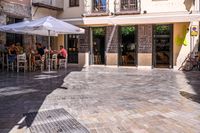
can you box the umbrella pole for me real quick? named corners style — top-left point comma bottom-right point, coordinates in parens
top-left (48, 30), bottom-right (51, 72)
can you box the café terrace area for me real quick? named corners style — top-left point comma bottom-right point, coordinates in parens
top-left (0, 16), bottom-right (84, 73)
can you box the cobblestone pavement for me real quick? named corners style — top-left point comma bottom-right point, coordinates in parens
top-left (0, 67), bottom-right (200, 133)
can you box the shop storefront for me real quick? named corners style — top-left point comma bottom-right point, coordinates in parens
top-left (118, 26), bottom-right (138, 66)
top-left (153, 24), bottom-right (173, 68)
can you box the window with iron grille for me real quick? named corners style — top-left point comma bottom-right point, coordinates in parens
top-left (93, 0), bottom-right (107, 12)
top-left (121, 0), bottom-right (138, 11)
top-left (69, 0), bottom-right (79, 7)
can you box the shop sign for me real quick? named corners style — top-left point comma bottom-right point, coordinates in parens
top-left (190, 25), bottom-right (198, 36)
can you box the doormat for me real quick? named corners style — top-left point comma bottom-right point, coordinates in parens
top-left (23, 108), bottom-right (89, 133)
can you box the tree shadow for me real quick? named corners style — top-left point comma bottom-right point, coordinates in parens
top-left (0, 67), bottom-right (83, 133)
top-left (180, 71), bottom-right (200, 104)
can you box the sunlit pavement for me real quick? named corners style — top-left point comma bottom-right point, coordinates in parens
top-left (0, 67), bottom-right (200, 133)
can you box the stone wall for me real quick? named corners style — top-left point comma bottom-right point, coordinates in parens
top-left (0, 0), bottom-right (31, 18)
top-left (0, 0), bottom-right (31, 46)
top-left (0, 14), bottom-right (6, 45)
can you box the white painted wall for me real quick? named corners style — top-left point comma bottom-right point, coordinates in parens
top-left (59, 0), bottom-right (195, 19)
top-left (140, 0), bottom-right (193, 13)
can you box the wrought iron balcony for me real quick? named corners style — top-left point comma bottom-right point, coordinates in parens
top-left (114, 0), bottom-right (141, 15)
top-left (32, 0), bottom-right (63, 11)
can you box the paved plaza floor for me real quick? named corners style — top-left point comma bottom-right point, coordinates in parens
top-left (0, 67), bottom-right (200, 133)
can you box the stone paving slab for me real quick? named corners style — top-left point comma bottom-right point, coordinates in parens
top-left (0, 67), bottom-right (200, 133)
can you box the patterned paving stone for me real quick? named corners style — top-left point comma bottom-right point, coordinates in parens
top-left (0, 67), bottom-right (200, 133)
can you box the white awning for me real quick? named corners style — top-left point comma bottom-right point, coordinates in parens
top-left (62, 12), bottom-right (200, 26)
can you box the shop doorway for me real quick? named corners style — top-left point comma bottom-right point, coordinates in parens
top-left (153, 24), bottom-right (173, 68)
top-left (67, 35), bottom-right (79, 64)
top-left (91, 27), bottom-right (106, 65)
top-left (118, 26), bottom-right (137, 66)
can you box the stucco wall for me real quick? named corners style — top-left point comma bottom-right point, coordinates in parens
top-left (173, 22), bottom-right (199, 69)
top-left (57, 0), bottom-right (84, 19)
top-left (32, 7), bottom-right (57, 19)
top-left (59, 0), bottom-right (195, 20)
top-left (141, 0), bottom-right (194, 13)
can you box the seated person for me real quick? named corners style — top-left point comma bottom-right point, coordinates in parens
top-left (58, 45), bottom-right (67, 59)
top-left (8, 43), bottom-right (19, 63)
top-left (35, 43), bottom-right (44, 60)
top-left (16, 42), bottom-right (24, 54)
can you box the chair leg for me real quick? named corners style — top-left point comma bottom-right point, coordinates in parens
top-left (17, 63), bottom-right (19, 72)
top-left (65, 62), bottom-right (67, 69)
top-left (12, 63), bottom-right (14, 71)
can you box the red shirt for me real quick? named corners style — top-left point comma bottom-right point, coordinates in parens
top-left (60, 48), bottom-right (67, 58)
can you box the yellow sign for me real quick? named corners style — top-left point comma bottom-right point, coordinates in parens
top-left (191, 25), bottom-right (198, 36)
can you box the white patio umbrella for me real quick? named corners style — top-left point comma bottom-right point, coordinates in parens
top-left (0, 16), bottom-right (85, 72)
top-left (0, 21), bottom-right (30, 34)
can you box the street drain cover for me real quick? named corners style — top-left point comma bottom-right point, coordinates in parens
top-left (23, 108), bottom-right (89, 133)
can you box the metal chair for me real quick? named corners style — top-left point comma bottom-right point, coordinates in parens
top-left (17, 53), bottom-right (27, 72)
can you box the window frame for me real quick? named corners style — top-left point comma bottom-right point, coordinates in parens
top-left (92, 0), bottom-right (107, 13)
top-left (120, 0), bottom-right (138, 11)
top-left (69, 0), bottom-right (79, 7)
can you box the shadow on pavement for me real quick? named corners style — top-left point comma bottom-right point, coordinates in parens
top-left (0, 67), bottom-right (83, 133)
top-left (180, 71), bottom-right (200, 104)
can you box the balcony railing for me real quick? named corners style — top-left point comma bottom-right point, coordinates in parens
top-left (115, 0), bottom-right (140, 15)
top-left (32, 0), bottom-right (63, 11)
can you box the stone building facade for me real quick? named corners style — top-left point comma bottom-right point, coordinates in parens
top-left (0, 0), bottom-right (31, 46)
top-left (57, 0), bottom-right (200, 69)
